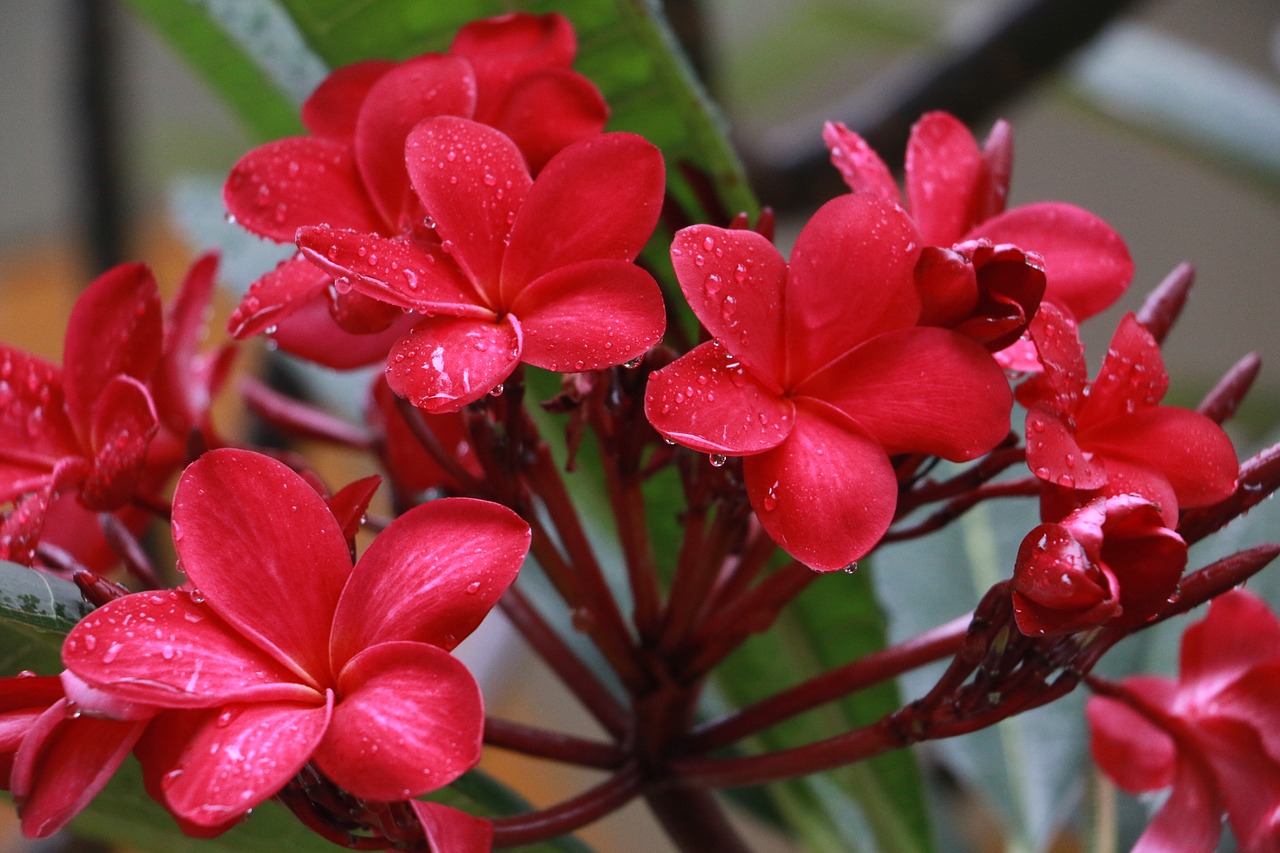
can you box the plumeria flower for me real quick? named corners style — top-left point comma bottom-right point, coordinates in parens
top-left (1088, 590), bottom-right (1280, 852)
top-left (644, 193), bottom-right (1012, 571)
top-left (61, 448), bottom-right (530, 828)
top-left (825, 112), bottom-right (1132, 367)
top-left (1011, 494), bottom-right (1187, 636)
top-left (1020, 303), bottom-right (1238, 524)
top-left (296, 117), bottom-right (667, 412)
top-left (224, 12), bottom-right (608, 368)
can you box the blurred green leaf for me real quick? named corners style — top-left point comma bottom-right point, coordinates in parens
top-left (0, 561), bottom-right (89, 676)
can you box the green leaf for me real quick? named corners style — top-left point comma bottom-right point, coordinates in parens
top-left (0, 561), bottom-right (91, 676)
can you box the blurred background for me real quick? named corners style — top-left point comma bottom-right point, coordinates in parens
top-left (0, 0), bottom-right (1277, 850)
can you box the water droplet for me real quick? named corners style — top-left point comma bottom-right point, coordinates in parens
top-left (465, 582), bottom-right (481, 594)
top-left (842, 562), bottom-right (859, 574)
top-left (84, 634), bottom-right (97, 651)
top-left (488, 384), bottom-right (504, 397)
top-left (102, 642), bottom-right (122, 663)
top-left (623, 356), bottom-right (643, 369)
top-left (189, 589), bottom-right (206, 604)
top-left (709, 454), bottom-right (727, 468)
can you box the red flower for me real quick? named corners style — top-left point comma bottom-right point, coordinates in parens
top-left (224, 13), bottom-right (608, 368)
top-left (1011, 494), bottom-right (1187, 636)
top-left (824, 113), bottom-right (1130, 366)
top-left (296, 117), bottom-right (667, 412)
top-left (61, 449), bottom-right (530, 827)
top-left (1088, 590), bottom-right (1280, 852)
top-left (644, 194), bottom-right (1012, 571)
top-left (1020, 304), bottom-right (1238, 524)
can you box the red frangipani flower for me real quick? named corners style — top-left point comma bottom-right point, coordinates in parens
top-left (644, 194), bottom-right (1012, 571)
top-left (1088, 591), bottom-right (1280, 852)
top-left (1011, 494), bottom-right (1187, 636)
top-left (224, 12), bottom-right (607, 368)
top-left (1020, 303), bottom-right (1237, 524)
top-left (296, 117), bottom-right (667, 412)
top-left (61, 449), bottom-right (530, 826)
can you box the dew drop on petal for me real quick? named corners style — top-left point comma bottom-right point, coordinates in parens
top-left (188, 589), bottom-right (206, 604)
top-left (465, 582), bottom-right (481, 594)
top-left (709, 454), bottom-right (727, 468)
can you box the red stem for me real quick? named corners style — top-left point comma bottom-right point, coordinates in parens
top-left (490, 764), bottom-right (644, 848)
top-left (484, 716), bottom-right (627, 769)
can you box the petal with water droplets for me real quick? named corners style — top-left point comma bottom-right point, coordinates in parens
top-left (822, 121), bottom-right (900, 204)
top-left (905, 111), bottom-right (986, 246)
top-left (1078, 313), bottom-right (1168, 426)
top-left (81, 375), bottom-right (158, 511)
top-left (386, 314), bottom-right (520, 413)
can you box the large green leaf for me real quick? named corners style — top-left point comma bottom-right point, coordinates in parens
top-left (0, 561), bottom-right (91, 675)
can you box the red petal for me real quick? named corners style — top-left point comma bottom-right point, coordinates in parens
top-left (1086, 688), bottom-right (1177, 792)
top-left (1195, 717), bottom-right (1280, 852)
top-left (81, 375), bottom-right (158, 510)
top-left (295, 226), bottom-right (476, 311)
top-left (63, 589), bottom-right (317, 708)
top-left (228, 254), bottom-right (330, 340)
top-left (800, 327), bottom-right (1012, 460)
top-left (502, 132), bottom-right (664, 301)
top-left (1132, 755), bottom-right (1222, 853)
top-left (784, 194), bottom-right (921, 383)
top-left (329, 288), bottom-right (402, 335)
top-left (1079, 313), bottom-right (1168, 426)
top-left (1214, 661), bottom-right (1280, 761)
top-left (405, 117), bottom-right (531, 305)
top-left (0, 347), bottom-right (78, 477)
top-left (172, 449), bottom-right (355, 683)
top-left (318, 641), bottom-right (483, 801)
top-left (977, 119), bottom-right (1013, 222)
top-left (973, 202), bottom-right (1133, 320)
top-left (822, 121), bottom-right (900, 204)
top-left (63, 263), bottom-right (162, 441)
top-left (489, 68), bottom-right (608, 173)
top-left (331, 497), bottom-right (529, 663)
top-left (385, 314), bottom-right (520, 413)
top-left (1025, 405), bottom-right (1108, 491)
top-left (412, 801), bottom-right (494, 853)
top-left (644, 341), bottom-right (795, 455)
top-left (155, 254), bottom-right (219, 433)
top-left (671, 225), bottom-right (788, 381)
top-left (905, 111), bottom-right (986, 245)
top-left (224, 137), bottom-right (383, 241)
top-left (328, 475), bottom-right (381, 546)
top-left (743, 402), bottom-right (896, 571)
top-left (1012, 522), bottom-right (1117, 636)
top-left (914, 246), bottom-right (978, 328)
top-left (512, 260), bottom-right (665, 371)
top-left (450, 13), bottom-right (576, 96)
top-left (1022, 302), bottom-right (1088, 416)
top-left (270, 294), bottom-right (416, 370)
top-left (302, 60), bottom-right (394, 140)
top-left (1179, 590), bottom-right (1280, 707)
top-left (12, 700), bottom-right (145, 838)
top-left (355, 55), bottom-right (477, 226)
top-left (157, 697), bottom-right (332, 828)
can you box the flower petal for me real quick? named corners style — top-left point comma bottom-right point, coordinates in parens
top-left (800, 327), bottom-right (1011, 460)
top-left (905, 111), bottom-right (986, 245)
top-left (228, 254), bottom-right (330, 340)
top-left (331, 497), bottom-right (529, 664)
top-left (317, 641), bottom-right (483, 801)
top-left (270, 293), bottom-right (417, 370)
top-left (406, 116), bottom-right (530, 305)
top-left (973, 202), bottom-right (1132, 320)
top-left (0, 348), bottom-right (78, 477)
top-left (823, 121), bottom-right (900, 204)
top-left (172, 449), bottom-right (355, 683)
top-left (1025, 406), bottom-right (1108, 491)
top-left (1132, 755), bottom-right (1222, 853)
top-left (671, 225), bottom-right (788, 381)
top-left (743, 402), bottom-right (896, 571)
top-left (1196, 717), bottom-right (1280, 853)
top-left (488, 68), bottom-right (608, 173)
top-left (450, 13), bottom-right (575, 94)
top-left (63, 590), bottom-right (318, 708)
top-left (412, 801), bottom-right (494, 853)
top-left (301, 60), bottom-right (394, 140)
top-left (224, 137), bottom-right (383, 241)
top-left (645, 341), bottom-right (795, 455)
top-left (784, 194), bottom-right (921, 382)
top-left (1021, 302), bottom-right (1088, 415)
top-left (502, 132), bottom-right (664, 301)
top-left (1078, 313), bottom-right (1168, 426)
top-left (355, 55), bottom-right (477, 226)
top-left (1086, 690), bottom-right (1177, 793)
top-left (154, 697), bottom-right (332, 828)
top-left (155, 254), bottom-right (219, 433)
top-left (512, 259), bottom-right (665, 371)
top-left (1179, 590), bottom-right (1280, 708)
top-left (82, 375), bottom-right (159, 511)
top-left (386, 314), bottom-right (521, 413)
top-left (12, 699), bottom-right (146, 838)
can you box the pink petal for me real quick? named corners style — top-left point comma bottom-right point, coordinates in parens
top-left (972, 202), bottom-right (1133, 320)
top-left (331, 497), bottom-right (529, 664)
top-left (405, 117), bottom-right (531, 305)
top-left (317, 641), bottom-right (483, 801)
top-left (301, 60), bottom-right (394, 140)
top-left (905, 111), bottom-right (986, 245)
top-left (1086, 691), bottom-right (1177, 792)
top-left (355, 55), bottom-right (477, 226)
top-left (1083, 407), bottom-right (1238, 509)
top-left (63, 589), bottom-right (318, 708)
top-left (1132, 755), bottom-right (1223, 853)
top-left (63, 263), bottom-right (162, 441)
top-left (1025, 405), bottom-right (1108, 491)
top-left (1179, 590), bottom-right (1280, 708)
top-left (224, 137), bottom-right (383, 241)
top-left (743, 402), bottom-right (897, 571)
top-left (269, 293), bottom-right (416, 370)
top-left (155, 697), bottom-right (332, 828)
top-left (799, 327), bottom-right (1012, 460)
top-left (489, 68), bottom-right (608, 173)
top-left (512, 260), bottom-right (665, 371)
top-left (671, 225), bottom-right (788, 381)
top-left (412, 801), bottom-right (494, 852)
top-left (227, 254), bottom-right (329, 340)
top-left (295, 226), bottom-right (477, 311)
top-left (0, 348), bottom-right (78, 475)
top-left (644, 341), bottom-right (795, 455)
top-left (822, 121), bottom-right (900, 204)
top-left (784, 194), bottom-right (921, 383)
top-left (385, 314), bottom-right (521, 413)
top-left (450, 13), bottom-right (576, 97)
top-left (172, 449), bottom-right (355, 683)
top-left (501, 132), bottom-right (664, 301)
top-left (12, 699), bottom-right (146, 838)
top-left (81, 375), bottom-right (159, 511)
top-left (1078, 313), bottom-right (1168, 426)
